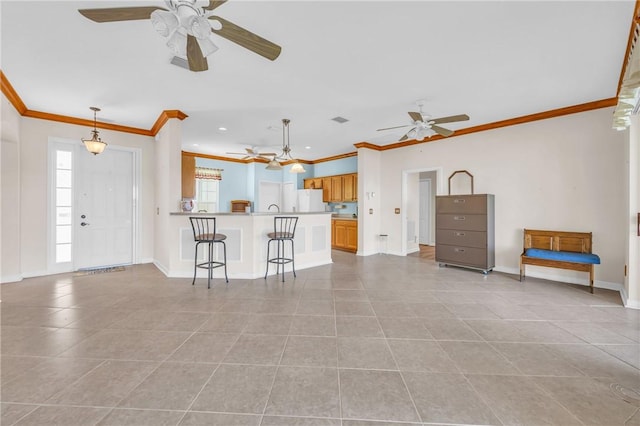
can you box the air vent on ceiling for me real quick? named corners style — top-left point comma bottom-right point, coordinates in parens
top-left (331, 116), bottom-right (349, 124)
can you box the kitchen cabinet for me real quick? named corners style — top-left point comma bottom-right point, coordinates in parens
top-left (332, 219), bottom-right (357, 252)
top-left (342, 174), bottom-right (357, 201)
top-left (322, 177), bottom-right (332, 202)
top-left (304, 173), bottom-right (358, 203)
top-left (331, 176), bottom-right (343, 202)
top-left (303, 178), bottom-right (323, 189)
top-left (181, 153), bottom-right (196, 199)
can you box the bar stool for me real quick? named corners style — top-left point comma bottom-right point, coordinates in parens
top-left (189, 217), bottom-right (228, 288)
top-left (265, 216), bottom-right (298, 282)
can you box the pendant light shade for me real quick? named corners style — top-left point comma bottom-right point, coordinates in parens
top-left (266, 158), bottom-right (283, 170)
top-left (82, 107), bottom-right (107, 155)
top-left (290, 162), bottom-right (305, 173)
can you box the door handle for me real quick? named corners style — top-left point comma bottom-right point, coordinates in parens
top-left (80, 222), bottom-right (90, 226)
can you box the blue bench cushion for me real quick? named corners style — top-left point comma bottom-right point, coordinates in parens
top-left (524, 248), bottom-right (600, 264)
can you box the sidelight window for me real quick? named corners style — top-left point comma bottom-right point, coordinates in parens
top-left (54, 150), bottom-right (73, 263)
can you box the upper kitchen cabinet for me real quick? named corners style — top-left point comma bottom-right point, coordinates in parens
top-left (342, 174), bottom-right (357, 202)
top-left (322, 177), bottom-right (332, 202)
top-left (331, 176), bottom-right (343, 202)
top-left (304, 173), bottom-right (358, 203)
top-left (181, 153), bottom-right (196, 199)
top-left (304, 178), bottom-right (323, 189)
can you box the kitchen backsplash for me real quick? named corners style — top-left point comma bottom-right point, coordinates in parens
top-left (328, 202), bottom-right (357, 216)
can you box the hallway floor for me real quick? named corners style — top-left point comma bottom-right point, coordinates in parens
top-left (1, 251), bottom-right (639, 425)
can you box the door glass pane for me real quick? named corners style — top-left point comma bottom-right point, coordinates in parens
top-left (56, 169), bottom-right (72, 188)
top-left (56, 206), bottom-right (72, 226)
top-left (56, 188), bottom-right (72, 207)
top-left (56, 225), bottom-right (71, 244)
top-left (56, 151), bottom-right (72, 169)
top-left (56, 243), bottom-right (71, 263)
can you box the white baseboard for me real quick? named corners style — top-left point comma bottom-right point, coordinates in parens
top-left (620, 287), bottom-right (640, 309)
top-left (494, 265), bottom-right (623, 292)
top-left (1, 274), bottom-right (23, 284)
top-left (153, 260), bottom-right (170, 277)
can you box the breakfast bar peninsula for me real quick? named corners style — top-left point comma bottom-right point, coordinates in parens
top-left (161, 211), bottom-right (332, 280)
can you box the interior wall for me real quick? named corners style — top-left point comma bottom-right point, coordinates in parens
top-left (357, 148), bottom-right (381, 255)
top-left (314, 156), bottom-right (357, 176)
top-left (8, 111), bottom-right (155, 279)
top-left (378, 107), bottom-right (626, 287)
top-left (406, 173), bottom-right (419, 253)
top-left (624, 114), bottom-right (639, 307)
top-left (1, 95), bottom-right (22, 282)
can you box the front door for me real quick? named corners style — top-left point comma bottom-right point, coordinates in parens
top-left (74, 147), bottom-right (134, 269)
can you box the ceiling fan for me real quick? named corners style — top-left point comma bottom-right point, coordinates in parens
top-left (377, 103), bottom-right (470, 141)
top-left (226, 147), bottom-right (277, 161)
top-left (78, 0), bottom-right (282, 72)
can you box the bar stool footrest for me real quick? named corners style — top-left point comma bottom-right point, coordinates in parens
top-left (196, 261), bottom-right (226, 270)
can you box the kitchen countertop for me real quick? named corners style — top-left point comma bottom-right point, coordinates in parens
top-left (332, 214), bottom-right (358, 221)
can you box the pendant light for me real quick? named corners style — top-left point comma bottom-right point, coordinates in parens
top-left (266, 118), bottom-right (305, 173)
top-left (81, 107), bottom-right (107, 155)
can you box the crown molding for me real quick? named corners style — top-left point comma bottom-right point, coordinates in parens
top-left (1, 70), bottom-right (186, 137)
top-left (311, 151), bottom-right (358, 164)
top-left (617, 0), bottom-right (640, 95)
top-left (0, 70), bottom-right (27, 114)
top-left (150, 110), bottom-right (189, 135)
top-left (354, 98), bottom-right (618, 152)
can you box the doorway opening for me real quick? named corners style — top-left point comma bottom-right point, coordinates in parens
top-left (401, 167), bottom-right (443, 256)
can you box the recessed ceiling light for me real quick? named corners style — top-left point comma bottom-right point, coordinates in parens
top-left (218, 127), bottom-right (227, 131)
top-left (305, 146), bottom-right (311, 149)
top-left (193, 143), bottom-right (199, 146)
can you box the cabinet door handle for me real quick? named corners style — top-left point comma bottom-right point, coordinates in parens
top-left (455, 232), bottom-right (466, 237)
top-left (453, 199), bottom-right (466, 203)
top-left (454, 248), bottom-right (465, 253)
top-left (453, 216), bottom-right (466, 221)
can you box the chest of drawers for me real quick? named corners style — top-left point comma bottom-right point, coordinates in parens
top-left (435, 194), bottom-right (495, 273)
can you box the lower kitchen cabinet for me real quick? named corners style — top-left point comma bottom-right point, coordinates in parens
top-left (332, 219), bottom-right (357, 252)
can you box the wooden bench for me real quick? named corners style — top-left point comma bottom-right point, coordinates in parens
top-left (520, 229), bottom-right (600, 293)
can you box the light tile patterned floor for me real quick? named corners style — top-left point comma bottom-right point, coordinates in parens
top-left (1, 250), bottom-right (639, 425)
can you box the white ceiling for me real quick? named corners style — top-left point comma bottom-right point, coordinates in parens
top-left (1, 1), bottom-right (634, 160)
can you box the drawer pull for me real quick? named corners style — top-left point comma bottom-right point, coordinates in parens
top-left (454, 248), bottom-right (465, 253)
top-left (453, 216), bottom-right (466, 221)
top-left (453, 199), bottom-right (466, 204)
top-left (455, 232), bottom-right (466, 237)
